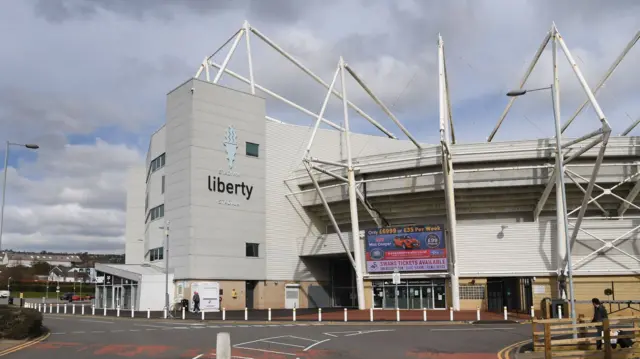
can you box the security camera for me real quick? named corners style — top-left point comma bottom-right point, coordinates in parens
top-left (190, 88), bottom-right (195, 93)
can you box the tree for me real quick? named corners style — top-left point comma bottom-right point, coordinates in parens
top-left (30, 261), bottom-right (51, 276)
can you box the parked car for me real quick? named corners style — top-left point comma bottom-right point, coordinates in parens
top-left (60, 292), bottom-right (75, 302)
top-left (393, 235), bottom-right (420, 249)
top-left (0, 290), bottom-right (9, 298)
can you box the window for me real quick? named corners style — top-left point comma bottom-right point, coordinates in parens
top-left (161, 175), bottom-right (165, 194)
top-left (146, 204), bottom-right (164, 223)
top-left (246, 243), bottom-right (259, 257)
top-left (149, 247), bottom-right (164, 262)
top-left (246, 142), bottom-right (259, 158)
top-left (145, 193), bottom-right (149, 212)
top-left (146, 153), bottom-right (166, 182)
top-left (459, 285), bottom-right (485, 300)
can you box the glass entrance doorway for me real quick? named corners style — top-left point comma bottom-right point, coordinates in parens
top-left (113, 286), bottom-right (124, 309)
top-left (372, 279), bottom-right (447, 309)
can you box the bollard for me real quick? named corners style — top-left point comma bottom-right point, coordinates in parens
top-left (182, 307), bottom-right (185, 320)
top-left (244, 307), bottom-right (248, 321)
top-left (57, 303), bottom-right (60, 314)
top-left (117, 305), bottom-right (120, 317)
top-left (147, 308), bottom-right (150, 319)
top-left (344, 308), bottom-right (347, 322)
top-left (370, 308), bottom-right (373, 322)
top-left (396, 308), bottom-right (400, 322)
top-left (503, 306), bottom-right (508, 320)
top-left (38, 303), bottom-right (41, 312)
top-left (216, 332), bottom-right (231, 359)
top-left (530, 305), bottom-right (535, 318)
top-left (163, 308), bottom-right (167, 319)
top-left (423, 308), bottom-right (427, 322)
top-left (558, 306), bottom-right (563, 320)
top-left (476, 307), bottom-right (480, 321)
top-left (449, 307), bottom-right (453, 321)
top-left (268, 308), bottom-right (272, 321)
top-left (72, 304), bottom-right (76, 315)
top-left (131, 308), bottom-right (134, 318)
top-left (293, 308), bottom-right (296, 322)
top-left (92, 305), bottom-right (95, 316)
top-left (64, 304), bottom-right (67, 314)
top-left (103, 307), bottom-right (106, 316)
top-left (222, 308), bottom-right (226, 321)
top-left (201, 310), bottom-right (205, 321)
top-left (318, 308), bottom-right (322, 322)
top-left (50, 303), bottom-right (53, 313)
top-left (82, 305), bottom-right (85, 315)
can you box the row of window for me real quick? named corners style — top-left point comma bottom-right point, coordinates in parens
top-left (146, 153), bottom-right (166, 182)
top-left (149, 247), bottom-right (164, 262)
top-left (146, 204), bottom-right (164, 223)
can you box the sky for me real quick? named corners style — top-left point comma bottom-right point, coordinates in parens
top-left (0, 0), bottom-right (638, 253)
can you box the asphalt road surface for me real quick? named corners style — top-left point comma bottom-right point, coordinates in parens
top-left (5, 314), bottom-right (531, 359)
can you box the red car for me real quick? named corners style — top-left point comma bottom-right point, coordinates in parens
top-left (393, 235), bottom-right (420, 249)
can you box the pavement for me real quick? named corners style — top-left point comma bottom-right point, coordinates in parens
top-left (0, 313), bottom-right (532, 358)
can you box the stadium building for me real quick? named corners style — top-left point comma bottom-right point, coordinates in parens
top-left (95, 22), bottom-right (640, 316)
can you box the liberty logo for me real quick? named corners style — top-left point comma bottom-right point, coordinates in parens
top-left (223, 126), bottom-right (238, 169)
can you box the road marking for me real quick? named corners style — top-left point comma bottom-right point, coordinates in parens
top-left (303, 338), bottom-right (330, 352)
top-left (344, 329), bottom-right (394, 337)
top-left (192, 354), bottom-right (203, 359)
top-left (287, 336), bottom-right (318, 342)
top-left (135, 324), bottom-right (177, 329)
top-left (323, 333), bottom-right (337, 337)
top-left (234, 336), bottom-right (287, 347)
top-left (430, 327), bottom-right (515, 331)
top-left (261, 340), bottom-right (305, 348)
top-left (78, 319), bottom-right (114, 324)
top-left (235, 346), bottom-right (297, 357)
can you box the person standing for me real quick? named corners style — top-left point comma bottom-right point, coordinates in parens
top-left (193, 291), bottom-right (200, 313)
top-left (592, 298), bottom-right (608, 350)
top-left (557, 270), bottom-right (567, 299)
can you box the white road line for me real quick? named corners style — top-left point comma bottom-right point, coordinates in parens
top-left (430, 327), bottom-right (515, 331)
top-left (129, 329), bottom-right (140, 332)
top-left (261, 340), bottom-right (305, 348)
top-left (90, 331), bottom-right (104, 333)
top-left (323, 333), bottom-right (337, 337)
top-left (192, 354), bottom-right (203, 359)
top-left (71, 331), bottom-right (85, 334)
top-left (134, 324), bottom-right (178, 329)
top-left (287, 336), bottom-right (318, 342)
top-left (235, 346), bottom-right (297, 357)
top-left (303, 338), bottom-right (330, 352)
top-left (51, 332), bottom-right (66, 335)
top-left (344, 329), bottom-right (395, 337)
top-left (234, 336), bottom-right (288, 347)
top-left (145, 329), bottom-right (157, 331)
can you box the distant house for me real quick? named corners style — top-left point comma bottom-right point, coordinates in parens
top-left (0, 252), bottom-right (83, 268)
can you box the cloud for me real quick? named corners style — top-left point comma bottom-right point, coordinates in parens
top-left (0, 0), bottom-right (638, 252)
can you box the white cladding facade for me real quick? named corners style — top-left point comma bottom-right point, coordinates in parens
top-left (123, 79), bottom-right (640, 289)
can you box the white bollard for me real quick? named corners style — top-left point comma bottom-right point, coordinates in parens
top-left (293, 308), bottom-right (296, 322)
top-left (222, 307), bottom-right (226, 321)
top-left (476, 307), bottom-right (480, 321)
top-left (131, 308), bottom-right (134, 318)
top-left (216, 332), bottom-right (231, 359)
top-left (530, 305), bottom-right (535, 318)
top-left (318, 308), bottom-right (322, 322)
top-left (147, 308), bottom-right (150, 319)
top-left (244, 307), bottom-right (248, 321)
top-left (64, 304), bottom-right (67, 314)
top-left (396, 308), bottom-right (400, 322)
top-left (268, 308), bottom-right (271, 321)
top-left (163, 308), bottom-right (167, 319)
top-left (201, 310), bottom-right (205, 321)
top-left (92, 305), bottom-right (95, 315)
top-left (558, 306), bottom-right (563, 319)
top-left (370, 308), bottom-right (373, 322)
top-left (117, 306), bottom-right (120, 317)
top-left (57, 303), bottom-right (60, 314)
top-left (344, 308), bottom-right (347, 322)
top-left (82, 305), bottom-right (85, 315)
top-left (38, 303), bottom-right (41, 312)
top-left (72, 304), bottom-right (76, 315)
top-left (182, 307), bottom-right (185, 320)
top-left (423, 308), bottom-right (427, 322)
top-left (50, 303), bottom-right (53, 313)
top-left (503, 306), bottom-right (508, 320)
top-left (449, 307), bottom-right (453, 321)
top-left (103, 307), bottom-right (106, 316)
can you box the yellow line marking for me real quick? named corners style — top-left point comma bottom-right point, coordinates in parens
top-left (0, 332), bottom-right (50, 357)
top-left (497, 339), bottom-right (530, 359)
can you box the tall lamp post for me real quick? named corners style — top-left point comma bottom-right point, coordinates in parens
top-left (506, 84), bottom-right (577, 329)
top-left (7, 276), bottom-right (11, 291)
top-left (0, 142), bottom-right (39, 251)
top-left (160, 221), bottom-right (171, 317)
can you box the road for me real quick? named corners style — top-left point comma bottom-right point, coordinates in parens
top-left (4, 313), bottom-right (531, 358)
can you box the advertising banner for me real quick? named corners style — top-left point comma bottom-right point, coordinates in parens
top-left (191, 281), bottom-right (220, 311)
top-left (365, 225), bottom-right (447, 273)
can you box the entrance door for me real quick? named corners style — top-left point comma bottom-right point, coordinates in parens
top-left (408, 286), bottom-right (422, 309)
top-left (285, 285), bottom-right (300, 309)
top-left (487, 279), bottom-right (504, 312)
top-left (433, 284), bottom-right (446, 309)
top-left (245, 281), bottom-right (257, 309)
top-left (113, 286), bottom-right (123, 309)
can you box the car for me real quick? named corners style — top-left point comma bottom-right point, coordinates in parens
top-left (393, 235), bottom-right (420, 249)
top-left (0, 290), bottom-right (9, 298)
top-left (60, 292), bottom-right (75, 302)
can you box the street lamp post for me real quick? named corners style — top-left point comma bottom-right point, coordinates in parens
top-left (7, 276), bottom-right (11, 291)
top-left (160, 221), bottom-right (171, 317)
top-left (507, 84), bottom-right (577, 330)
top-left (0, 142), bottom-right (39, 251)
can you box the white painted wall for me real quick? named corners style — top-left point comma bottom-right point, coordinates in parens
top-left (138, 273), bottom-right (174, 311)
top-left (125, 165), bottom-right (146, 264)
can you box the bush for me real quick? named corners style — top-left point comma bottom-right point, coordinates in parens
top-left (0, 305), bottom-right (44, 339)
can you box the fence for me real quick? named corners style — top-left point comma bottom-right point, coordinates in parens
top-left (529, 315), bottom-right (640, 358)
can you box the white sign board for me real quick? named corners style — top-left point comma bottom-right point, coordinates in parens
top-left (533, 285), bottom-right (546, 294)
top-left (392, 271), bottom-right (401, 285)
top-left (191, 281), bottom-right (220, 311)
